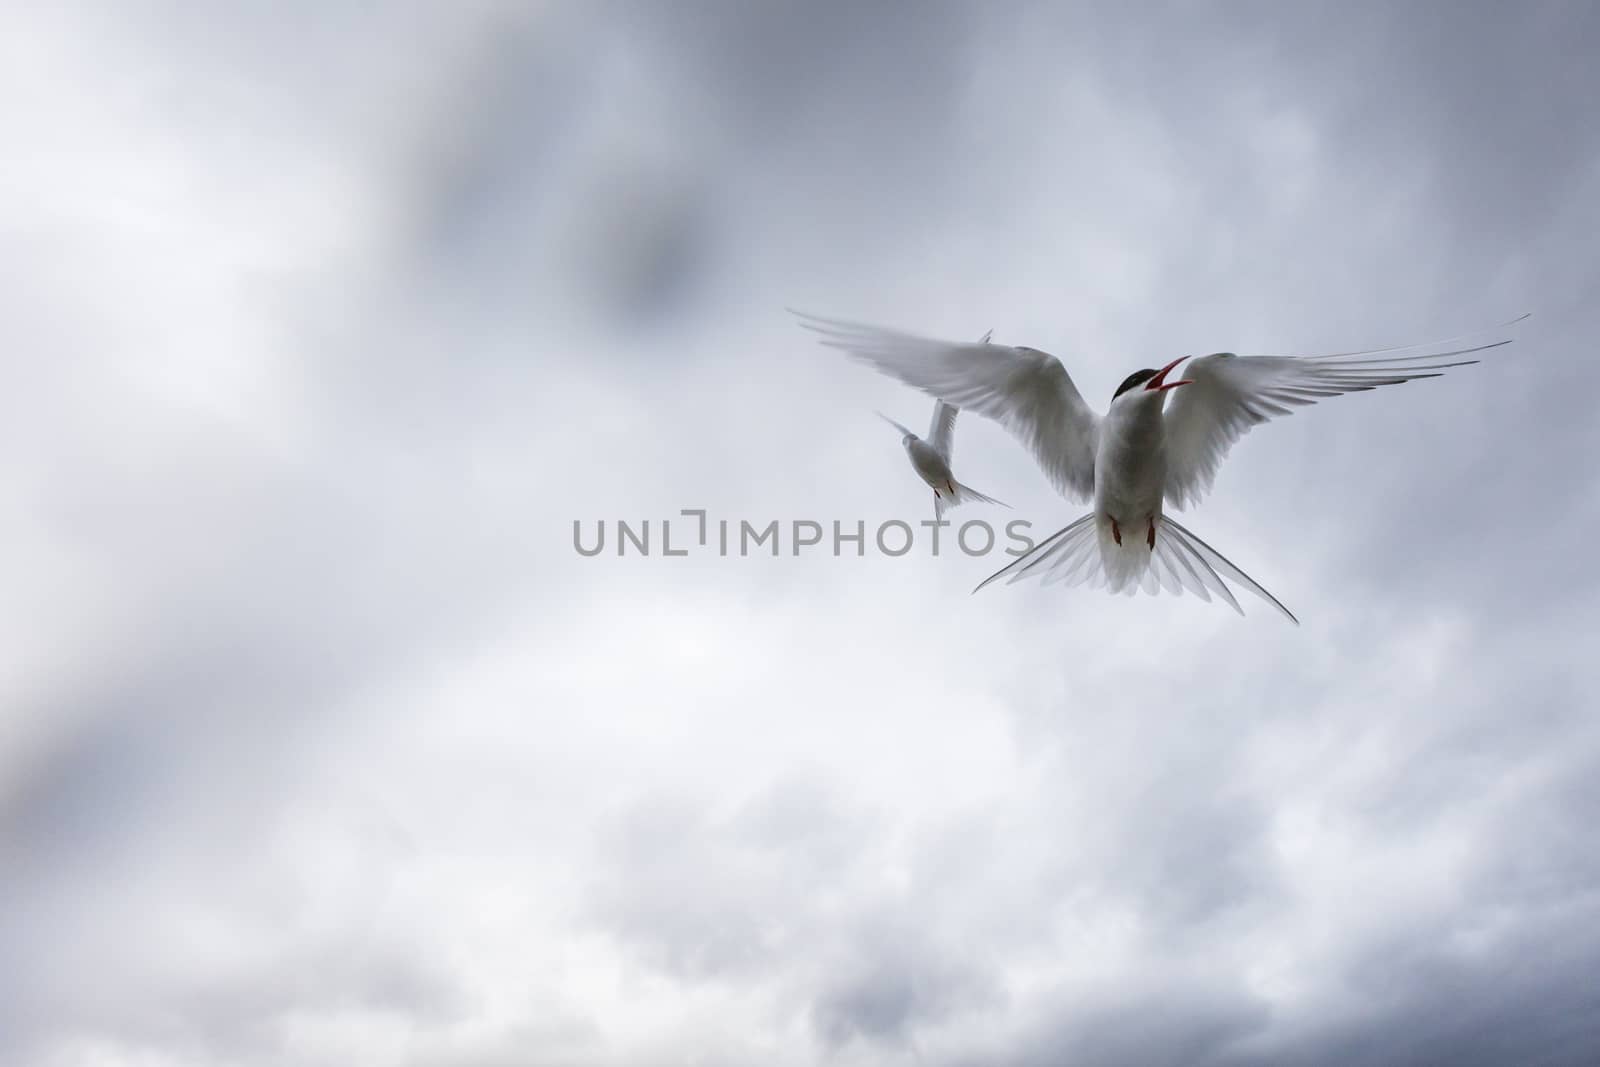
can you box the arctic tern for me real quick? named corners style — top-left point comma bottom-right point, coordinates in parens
top-left (878, 330), bottom-right (1008, 520)
top-left (795, 310), bottom-right (1528, 623)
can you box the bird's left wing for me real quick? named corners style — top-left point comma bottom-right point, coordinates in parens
top-left (795, 313), bottom-right (1099, 502)
top-left (1163, 316), bottom-right (1528, 510)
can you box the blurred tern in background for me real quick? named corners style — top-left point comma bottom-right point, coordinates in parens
top-left (877, 329), bottom-right (1008, 521)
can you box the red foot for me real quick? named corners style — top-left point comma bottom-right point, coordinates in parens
top-left (1111, 518), bottom-right (1122, 546)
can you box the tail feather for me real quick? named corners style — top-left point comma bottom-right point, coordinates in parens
top-left (973, 511), bottom-right (1298, 624)
top-left (1097, 515), bottom-right (1148, 595)
top-left (973, 513), bottom-right (1096, 592)
top-left (951, 480), bottom-right (1008, 509)
top-left (936, 480), bottom-right (1008, 521)
top-left (1159, 515), bottom-right (1298, 624)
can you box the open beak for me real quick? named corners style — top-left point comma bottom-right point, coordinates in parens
top-left (1145, 355), bottom-right (1194, 392)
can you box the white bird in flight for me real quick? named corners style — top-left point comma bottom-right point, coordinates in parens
top-left (878, 329), bottom-right (1008, 520)
top-left (795, 310), bottom-right (1528, 623)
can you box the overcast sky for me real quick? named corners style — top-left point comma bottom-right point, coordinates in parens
top-left (3, 2), bottom-right (1599, 1065)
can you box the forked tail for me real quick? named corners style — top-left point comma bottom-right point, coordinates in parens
top-left (973, 511), bottom-right (1298, 624)
top-left (935, 480), bottom-right (1009, 521)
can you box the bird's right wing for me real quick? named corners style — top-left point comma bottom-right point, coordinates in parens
top-left (794, 312), bottom-right (1100, 502)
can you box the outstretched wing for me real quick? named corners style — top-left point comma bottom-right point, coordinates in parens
top-left (794, 312), bottom-right (1100, 502)
top-left (1163, 315), bottom-right (1528, 510)
top-left (925, 330), bottom-right (993, 461)
top-left (927, 400), bottom-right (959, 461)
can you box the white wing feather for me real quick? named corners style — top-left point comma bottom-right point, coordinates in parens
top-left (927, 332), bottom-right (993, 460)
top-left (927, 400), bottom-right (958, 460)
top-left (1163, 316), bottom-right (1527, 509)
top-left (795, 312), bottom-right (1100, 502)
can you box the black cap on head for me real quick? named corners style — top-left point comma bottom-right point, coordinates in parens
top-left (1112, 368), bottom-right (1157, 399)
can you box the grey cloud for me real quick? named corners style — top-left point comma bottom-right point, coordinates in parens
top-left (811, 926), bottom-right (996, 1050)
top-left (588, 778), bottom-right (878, 981)
top-left (590, 780), bottom-right (1004, 1051)
top-left (399, 0), bottom-right (993, 334)
top-left (1002, 982), bottom-right (1272, 1067)
top-left (1249, 908), bottom-right (1600, 1067)
top-left (4, 931), bottom-right (465, 1067)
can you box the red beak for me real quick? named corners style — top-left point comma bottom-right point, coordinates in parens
top-left (1146, 355), bottom-right (1194, 392)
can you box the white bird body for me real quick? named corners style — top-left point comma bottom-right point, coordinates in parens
top-left (796, 310), bottom-right (1528, 622)
top-left (905, 434), bottom-right (955, 489)
top-left (1093, 388), bottom-right (1172, 592)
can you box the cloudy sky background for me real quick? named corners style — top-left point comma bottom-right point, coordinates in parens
top-left (3, 2), bottom-right (1599, 1064)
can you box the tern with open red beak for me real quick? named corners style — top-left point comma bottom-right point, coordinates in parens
top-left (793, 310), bottom-right (1529, 623)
